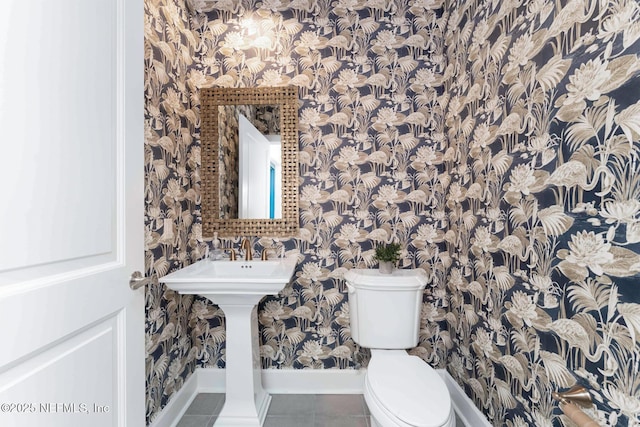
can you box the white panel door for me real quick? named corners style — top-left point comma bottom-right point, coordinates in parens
top-left (0, 0), bottom-right (144, 426)
top-left (239, 114), bottom-right (271, 218)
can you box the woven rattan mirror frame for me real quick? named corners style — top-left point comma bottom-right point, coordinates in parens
top-left (201, 86), bottom-right (299, 238)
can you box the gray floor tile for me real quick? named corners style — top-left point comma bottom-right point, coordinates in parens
top-left (264, 415), bottom-right (315, 427)
top-left (177, 393), bottom-right (461, 427)
top-left (268, 394), bottom-right (316, 415)
top-left (314, 394), bottom-right (366, 416)
top-left (315, 415), bottom-right (369, 427)
top-left (176, 415), bottom-right (212, 427)
top-left (185, 393), bottom-right (225, 416)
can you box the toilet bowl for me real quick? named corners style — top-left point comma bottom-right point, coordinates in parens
top-left (365, 350), bottom-right (454, 427)
top-left (344, 269), bottom-right (454, 427)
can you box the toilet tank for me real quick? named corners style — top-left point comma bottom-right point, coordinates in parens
top-left (344, 269), bottom-right (428, 349)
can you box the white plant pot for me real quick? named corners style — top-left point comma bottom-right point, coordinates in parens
top-left (378, 261), bottom-right (394, 274)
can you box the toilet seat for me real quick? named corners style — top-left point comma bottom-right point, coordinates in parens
top-left (365, 353), bottom-right (453, 427)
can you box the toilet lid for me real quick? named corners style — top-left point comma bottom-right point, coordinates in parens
top-left (367, 356), bottom-right (452, 427)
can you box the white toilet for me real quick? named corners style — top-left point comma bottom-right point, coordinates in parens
top-left (344, 269), bottom-right (455, 427)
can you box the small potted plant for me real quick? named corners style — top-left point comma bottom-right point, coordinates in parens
top-left (375, 243), bottom-right (401, 274)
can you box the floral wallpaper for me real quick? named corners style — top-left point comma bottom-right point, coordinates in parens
top-left (144, 0), bottom-right (215, 423)
top-left (440, 0), bottom-right (640, 425)
top-left (190, 0), bottom-right (449, 372)
top-left (144, 0), bottom-right (640, 425)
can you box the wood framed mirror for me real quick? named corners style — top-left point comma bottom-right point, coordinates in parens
top-left (200, 86), bottom-right (299, 238)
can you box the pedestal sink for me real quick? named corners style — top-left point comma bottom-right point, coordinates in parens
top-left (160, 256), bottom-right (298, 426)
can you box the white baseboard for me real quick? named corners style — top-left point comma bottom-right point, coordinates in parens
top-left (149, 370), bottom-right (201, 427)
top-left (150, 367), bottom-right (491, 427)
top-left (438, 369), bottom-right (492, 427)
top-left (264, 368), bottom-right (365, 394)
top-left (195, 367), bottom-right (225, 393)
top-left (196, 367), bottom-right (365, 394)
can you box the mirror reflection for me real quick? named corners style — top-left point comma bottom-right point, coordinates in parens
top-left (218, 105), bottom-right (282, 220)
top-left (200, 86), bottom-right (299, 238)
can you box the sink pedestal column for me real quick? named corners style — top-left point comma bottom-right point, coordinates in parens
top-left (207, 294), bottom-right (270, 427)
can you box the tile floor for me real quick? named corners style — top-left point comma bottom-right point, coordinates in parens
top-left (177, 393), bottom-right (464, 427)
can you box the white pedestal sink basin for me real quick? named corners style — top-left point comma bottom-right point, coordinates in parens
top-left (160, 257), bottom-right (298, 426)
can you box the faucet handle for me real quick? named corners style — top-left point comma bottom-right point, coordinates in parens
top-left (226, 248), bottom-right (237, 261)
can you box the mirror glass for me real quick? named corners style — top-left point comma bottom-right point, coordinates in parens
top-left (218, 104), bottom-right (282, 220)
top-left (201, 86), bottom-right (299, 238)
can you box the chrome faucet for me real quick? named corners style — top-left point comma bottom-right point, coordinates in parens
top-left (240, 238), bottom-right (253, 261)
